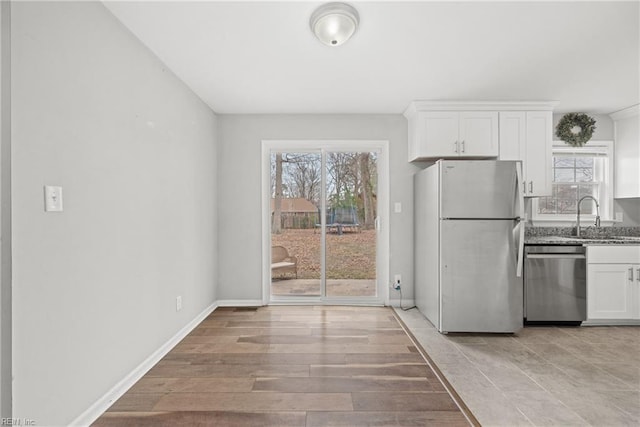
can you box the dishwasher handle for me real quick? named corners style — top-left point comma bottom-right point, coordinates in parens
top-left (526, 254), bottom-right (586, 259)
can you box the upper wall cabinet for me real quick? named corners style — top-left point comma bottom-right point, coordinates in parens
top-left (499, 111), bottom-right (553, 197)
top-left (610, 105), bottom-right (640, 198)
top-left (405, 104), bottom-right (499, 160)
top-left (408, 111), bottom-right (498, 159)
top-left (404, 101), bottom-right (556, 164)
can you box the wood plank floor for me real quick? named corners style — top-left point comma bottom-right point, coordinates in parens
top-left (93, 306), bottom-right (473, 426)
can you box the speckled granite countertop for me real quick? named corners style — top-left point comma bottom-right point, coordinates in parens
top-left (525, 226), bottom-right (640, 245)
top-left (525, 235), bottom-right (640, 245)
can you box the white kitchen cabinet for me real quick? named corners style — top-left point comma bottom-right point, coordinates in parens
top-left (405, 101), bottom-right (557, 163)
top-left (499, 111), bottom-right (552, 197)
top-left (408, 111), bottom-right (498, 160)
top-left (587, 245), bottom-right (640, 322)
top-left (610, 105), bottom-right (640, 198)
top-left (587, 264), bottom-right (637, 319)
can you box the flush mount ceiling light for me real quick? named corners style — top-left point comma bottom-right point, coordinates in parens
top-left (310, 2), bottom-right (360, 46)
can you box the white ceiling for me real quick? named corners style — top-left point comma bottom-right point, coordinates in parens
top-left (104, 0), bottom-right (639, 115)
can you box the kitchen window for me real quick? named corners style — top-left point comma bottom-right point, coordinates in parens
top-left (532, 142), bottom-right (613, 225)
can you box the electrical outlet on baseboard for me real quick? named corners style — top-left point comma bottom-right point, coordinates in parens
top-left (176, 296), bottom-right (182, 312)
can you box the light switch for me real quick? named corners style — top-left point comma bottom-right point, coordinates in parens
top-left (394, 202), bottom-right (402, 213)
top-left (44, 186), bottom-right (63, 212)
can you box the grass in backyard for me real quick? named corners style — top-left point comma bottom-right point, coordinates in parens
top-left (271, 229), bottom-right (376, 279)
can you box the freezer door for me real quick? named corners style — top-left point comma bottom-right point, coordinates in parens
top-left (440, 160), bottom-right (519, 219)
top-left (440, 219), bottom-right (523, 333)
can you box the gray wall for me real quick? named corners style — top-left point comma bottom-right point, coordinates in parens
top-left (0, 0), bottom-right (12, 419)
top-left (217, 115), bottom-right (418, 302)
top-left (11, 2), bottom-right (218, 424)
top-left (616, 198), bottom-right (640, 226)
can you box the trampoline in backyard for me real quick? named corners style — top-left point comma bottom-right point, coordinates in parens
top-left (315, 206), bottom-right (361, 235)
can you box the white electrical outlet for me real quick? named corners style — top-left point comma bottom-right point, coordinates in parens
top-left (394, 202), bottom-right (402, 213)
top-left (394, 274), bottom-right (401, 284)
top-left (615, 212), bottom-right (623, 222)
top-left (176, 296), bottom-right (182, 312)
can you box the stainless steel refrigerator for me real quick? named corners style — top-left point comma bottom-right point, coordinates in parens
top-left (414, 160), bottom-right (525, 333)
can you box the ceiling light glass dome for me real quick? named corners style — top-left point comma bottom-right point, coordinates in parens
top-left (310, 2), bottom-right (360, 46)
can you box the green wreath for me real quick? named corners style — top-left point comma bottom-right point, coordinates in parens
top-left (556, 113), bottom-right (596, 147)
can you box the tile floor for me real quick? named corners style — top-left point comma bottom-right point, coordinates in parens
top-left (394, 307), bottom-right (640, 426)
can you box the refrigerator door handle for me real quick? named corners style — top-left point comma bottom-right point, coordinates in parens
top-left (516, 162), bottom-right (525, 218)
top-left (516, 219), bottom-right (525, 277)
top-left (515, 162), bottom-right (525, 278)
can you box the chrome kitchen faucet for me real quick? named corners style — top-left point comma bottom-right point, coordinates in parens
top-left (576, 195), bottom-right (600, 237)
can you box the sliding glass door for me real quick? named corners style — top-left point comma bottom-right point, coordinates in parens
top-left (324, 151), bottom-right (377, 298)
top-left (264, 141), bottom-right (387, 304)
top-left (270, 151), bottom-right (322, 297)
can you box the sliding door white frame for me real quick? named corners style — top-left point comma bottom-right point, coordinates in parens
top-left (261, 140), bottom-right (389, 306)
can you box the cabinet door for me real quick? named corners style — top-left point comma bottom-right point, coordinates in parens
top-left (499, 112), bottom-right (527, 194)
top-left (613, 113), bottom-right (640, 198)
top-left (636, 264), bottom-right (640, 319)
top-left (459, 112), bottom-right (499, 157)
top-left (587, 264), bottom-right (637, 320)
top-left (420, 112), bottom-right (460, 158)
top-left (525, 111), bottom-right (552, 197)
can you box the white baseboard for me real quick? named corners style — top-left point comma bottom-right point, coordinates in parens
top-left (582, 319), bottom-right (640, 326)
top-left (70, 302), bottom-right (217, 427)
top-left (216, 299), bottom-right (264, 307)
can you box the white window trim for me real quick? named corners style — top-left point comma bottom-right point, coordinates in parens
top-left (531, 141), bottom-right (617, 227)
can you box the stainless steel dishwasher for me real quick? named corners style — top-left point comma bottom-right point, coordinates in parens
top-left (524, 245), bottom-right (587, 325)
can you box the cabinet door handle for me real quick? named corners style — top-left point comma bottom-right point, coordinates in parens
top-left (461, 140), bottom-right (466, 153)
top-left (637, 268), bottom-right (639, 282)
top-left (523, 182), bottom-right (527, 194)
top-left (453, 141), bottom-right (458, 153)
top-left (529, 181), bottom-right (534, 193)
top-left (629, 267), bottom-right (634, 282)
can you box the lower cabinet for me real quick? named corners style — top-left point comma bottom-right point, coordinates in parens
top-left (587, 263), bottom-right (639, 319)
top-left (587, 245), bottom-right (640, 322)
